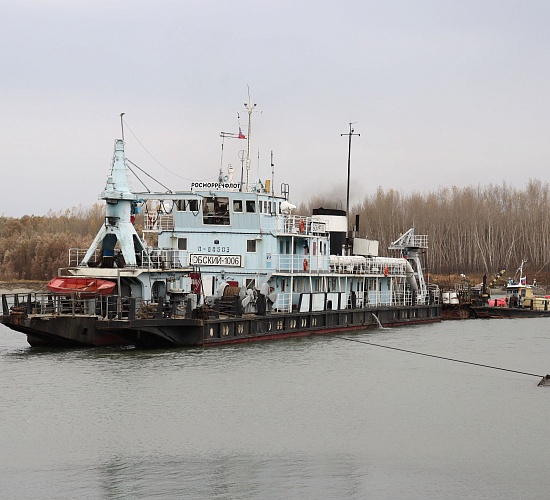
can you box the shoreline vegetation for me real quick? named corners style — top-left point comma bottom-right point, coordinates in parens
top-left (2, 181), bottom-right (550, 287)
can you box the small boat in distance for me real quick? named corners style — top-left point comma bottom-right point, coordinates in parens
top-left (47, 277), bottom-right (116, 297)
top-left (471, 260), bottom-right (550, 318)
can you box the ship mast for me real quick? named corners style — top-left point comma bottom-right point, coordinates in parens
top-left (244, 92), bottom-right (258, 191)
top-left (341, 122), bottom-right (360, 255)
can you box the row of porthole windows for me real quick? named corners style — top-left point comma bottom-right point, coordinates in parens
top-left (209, 324), bottom-right (245, 337)
top-left (208, 317), bottom-right (332, 338)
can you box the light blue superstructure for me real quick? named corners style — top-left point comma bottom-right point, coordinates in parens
top-left (59, 129), bottom-right (434, 317)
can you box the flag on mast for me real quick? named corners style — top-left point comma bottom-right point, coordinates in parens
top-left (238, 127), bottom-right (246, 139)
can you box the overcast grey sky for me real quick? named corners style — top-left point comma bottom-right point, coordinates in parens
top-left (2, 0), bottom-right (549, 216)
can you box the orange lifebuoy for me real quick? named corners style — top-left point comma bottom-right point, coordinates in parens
top-left (303, 258), bottom-right (309, 271)
top-left (299, 220), bottom-right (305, 233)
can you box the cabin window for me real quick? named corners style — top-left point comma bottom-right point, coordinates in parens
top-left (203, 196), bottom-right (230, 225)
top-left (177, 199), bottom-right (200, 212)
top-left (279, 240), bottom-right (284, 254)
top-left (246, 200), bottom-right (256, 213)
top-left (176, 200), bottom-right (189, 211)
top-left (245, 278), bottom-right (256, 289)
top-left (233, 200), bottom-right (243, 213)
top-left (178, 238), bottom-right (187, 250)
top-left (247, 240), bottom-right (257, 252)
top-left (285, 240), bottom-right (290, 254)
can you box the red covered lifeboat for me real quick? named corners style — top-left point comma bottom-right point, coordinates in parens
top-left (47, 277), bottom-right (116, 296)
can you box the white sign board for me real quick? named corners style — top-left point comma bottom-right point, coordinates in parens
top-left (189, 254), bottom-right (243, 267)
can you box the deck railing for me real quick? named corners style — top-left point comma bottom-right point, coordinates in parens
top-left (279, 215), bottom-right (327, 236)
top-left (1, 286), bottom-right (439, 323)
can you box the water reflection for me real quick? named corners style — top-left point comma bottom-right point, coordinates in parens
top-left (98, 452), bottom-right (366, 500)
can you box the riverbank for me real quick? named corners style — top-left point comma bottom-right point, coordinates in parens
top-left (0, 281), bottom-right (47, 295)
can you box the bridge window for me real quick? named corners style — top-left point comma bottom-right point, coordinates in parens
top-left (176, 199), bottom-right (200, 212)
top-left (233, 199), bottom-right (243, 213)
top-left (203, 196), bottom-right (230, 225)
top-left (246, 200), bottom-right (256, 213)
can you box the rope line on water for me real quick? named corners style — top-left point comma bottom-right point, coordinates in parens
top-left (339, 336), bottom-right (544, 378)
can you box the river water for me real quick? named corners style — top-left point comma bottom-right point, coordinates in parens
top-left (1, 319), bottom-right (550, 499)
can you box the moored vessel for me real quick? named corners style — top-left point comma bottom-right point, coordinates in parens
top-left (1, 108), bottom-right (441, 347)
top-left (471, 261), bottom-right (550, 318)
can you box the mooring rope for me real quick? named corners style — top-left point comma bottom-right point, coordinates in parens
top-left (339, 336), bottom-right (545, 379)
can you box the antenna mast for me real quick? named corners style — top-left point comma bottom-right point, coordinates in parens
top-left (244, 88), bottom-right (258, 191)
top-left (340, 122), bottom-right (360, 232)
top-left (271, 151), bottom-right (275, 197)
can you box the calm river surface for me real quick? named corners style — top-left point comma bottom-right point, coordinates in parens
top-left (1, 319), bottom-right (550, 499)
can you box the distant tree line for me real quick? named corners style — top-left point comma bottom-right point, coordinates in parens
top-left (1, 181), bottom-right (550, 281)
top-left (0, 205), bottom-right (106, 280)
top-left (301, 179), bottom-right (550, 279)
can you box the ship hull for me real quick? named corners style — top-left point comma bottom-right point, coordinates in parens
top-left (2, 313), bottom-right (127, 347)
top-left (471, 306), bottom-right (550, 319)
top-left (2, 304), bottom-right (440, 348)
top-left (440, 304), bottom-right (473, 320)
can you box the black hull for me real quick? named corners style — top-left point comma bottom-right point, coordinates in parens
top-left (471, 306), bottom-right (550, 319)
top-left (440, 304), bottom-right (473, 320)
top-left (2, 305), bottom-right (441, 348)
top-left (2, 314), bottom-right (128, 347)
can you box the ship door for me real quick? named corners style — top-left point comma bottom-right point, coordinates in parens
top-left (202, 276), bottom-right (214, 297)
top-left (152, 281), bottom-right (166, 302)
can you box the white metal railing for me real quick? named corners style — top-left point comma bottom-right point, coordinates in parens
top-left (329, 256), bottom-right (407, 276)
top-left (140, 249), bottom-right (188, 268)
top-left (279, 215), bottom-right (327, 236)
top-left (272, 254), bottom-right (410, 276)
top-left (68, 248), bottom-right (189, 269)
top-left (275, 254), bottom-right (330, 273)
top-left (69, 248), bottom-right (100, 266)
top-left (414, 234), bottom-right (428, 248)
top-left (144, 214), bottom-right (175, 231)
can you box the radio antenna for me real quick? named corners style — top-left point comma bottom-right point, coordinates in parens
top-left (271, 151), bottom-right (275, 197)
top-left (341, 121), bottom-right (360, 239)
top-left (244, 86), bottom-right (260, 191)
